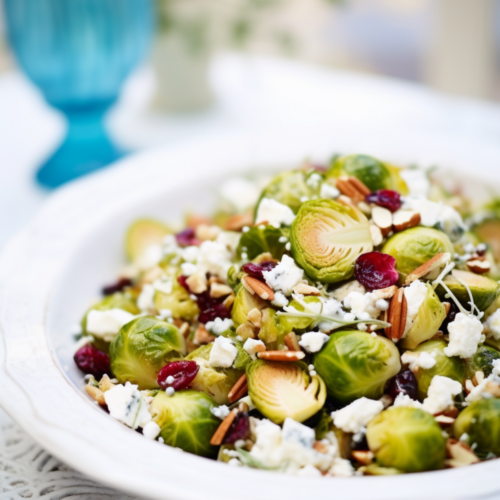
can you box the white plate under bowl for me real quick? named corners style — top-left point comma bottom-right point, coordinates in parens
top-left (2, 130), bottom-right (500, 500)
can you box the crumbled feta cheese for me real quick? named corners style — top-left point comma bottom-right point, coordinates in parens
top-left (209, 336), bottom-right (238, 368)
top-left (157, 309), bottom-right (172, 320)
top-left (255, 198), bottom-right (296, 228)
top-left (343, 291), bottom-right (383, 320)
top-left (216, 231), bottom-right (241, 254)
top-left (483, 310), bottom-right (500, 340)
top-left (180, 262), bottom-right (198, 276)
top-left (197, 241), bottom-right (233, 279)
top-left (306, 173), bottom-right (323, 190)
top-left (320, 182), bottom-right (340, 200)
top-left (211, 405), bottom-right (231, 419)
top-left (393, 393), bottom-right (424, 409)
top-left (136, 244), bottom-right (163, 270)
top-left (86, 309), bottom-right (135, 342)
top-left (317, 298), bottom-right (344, 332)
top-left (219, 178), bottom-right (260, 212)
top-left (181, 245), bottom-right (200, 263)
top-left (282, 418), bottom-right (315, 448)
top-left (444, 313), bottom-right (484, 358)
top-left (152, 278), bottom-right (173, 295)
top-left (375, 299), bottom-right (389, 311)
top-left (296, 464), bottom-right (322, 477)
top-left (401, 351), bottom-right (437, 371)
top-left (137, 284), bottom-right (156, 312)
top-left (332, 398), bottom-right (384, 434)
top-left (422, 376), bottom-right (462, 414)
top-left (465, 360), bottom-right (500, 403)
top-left (205, 317), bottom-right (234, 335)
top-left (299, 332), bottom-right (330, 353)
top-left (243, 338), bottom-right (266, 360)
top-left (142, 421), bottom-right (161, 440)
top-left (403, 280), bottom-right (428, 335)
top-left (329, 458), bottom-right (355, 477)
top-left (272, 291), bottom-right (289, 308)
top-left (104, 382), bottom-right (152, 429)
top-left (399, 169), bottom-right (430, 197)
top-left (263, 255), bottom-right (304, 296)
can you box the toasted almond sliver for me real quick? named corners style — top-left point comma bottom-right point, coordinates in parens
top-left (284, 332), bottom-right (301, 352)
top-left (236, 323), bottom-right (258, 340)
top-left (224, 213), bottom-right (254, 232)
top-left (247, 308), bottom-right (263, 328)
top-left (210, 282), bottom-right (233, 298)
top-left (293, 283), bottom-right (322, 296)
top-left (352, 450), bottom-right (374, 465)
top-left (369, 224), bottom-right (384, 247)
top-left (186, 271), bottom-right (208, 294)
top-left (372, 206), bottom-right (393, 236)
top-left (467, 258), bottom-right (491, 275)
top-left (442, 301), bottom-right (451, 315)
top-left (98, 374), bottom-right (115, 393)
top-left (385, 288), bottom-right (407, 342)
top-left (392, 210), bottom-right (421, 232)
top-left (86, 385), bottom-right (106, 405)
top-left (435, 415), bottom-right (456, 427)
top-left (194, 324), bottom-right (216, 345)
top-left (228, 374), bottom-right (248, 403)
top-left (210, 409), bottom-right (238, 446)
top-left (223, 293), bottom-right (235, 309)
top-left (242, 275), bottom-right (275, 301)
top-left (372, 285), bottom-right (398, 301)
top-left (257, 350), bottom-right (305, 361)
top-left (405, 252), bottom-right (451, 285)
top-left (446, 439), bottom-right (480, 466)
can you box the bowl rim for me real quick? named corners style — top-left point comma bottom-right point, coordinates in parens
top-left (2, 131), bottom-right (500, 500)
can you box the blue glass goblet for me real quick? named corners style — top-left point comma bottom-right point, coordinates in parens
top-left (4, 0), bottom-right (153, 188)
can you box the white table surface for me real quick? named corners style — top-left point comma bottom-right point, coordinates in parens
top-left (2, 53), bottom-right (500, 499)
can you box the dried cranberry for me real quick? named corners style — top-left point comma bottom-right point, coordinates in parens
top-left (175, 228), bottom-right (201, 247)
top-left (223, 412), bottom-right (250, 444)
top-left (199, 303), bottom-right (231, 324)
top-left (178, 275), bottom-right (190, 291)
top-left (242, 261), bottom-right (277, 281)
top-left (439, 301), bottom-right (460, 335)
top-left (74, 345), bottom-right (111, 379)
top-left (311, 164), bottom-right (327, 173)
top-left (354, 252), bottom-right (399, 290)
top-left (157, 360), bottom-right (199, 391)
top-left (366, 190), bottom-right (402, 213)
top-left (102, 277), bottom-right (132, 296)
top-left (387, 369), bottom-right (418, 400)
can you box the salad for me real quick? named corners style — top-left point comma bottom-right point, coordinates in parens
top-left (73, 153), bottom-right (500, 477)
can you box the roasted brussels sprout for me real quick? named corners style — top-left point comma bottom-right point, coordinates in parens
top-left (313, 330), bottom-right (401, 403)
top-left (399, 284), bottom-right (447, 350)
top-left (290, 200), bottom-right (373, 283)
top-left (454, 399), bottom-right (500, 455)
top-left (237, 225), bottom-right (289, 261)
top-left (186, 344), bottom-right (250, 404)
top-left (246, 360), bottom-right (326, 424)
top-left (153, 277), bottom-right (199, 321)
top-left (465, 344), bottom-right (500, 379)
top-left (125, 218), bottom-right (171, 262)
top-left (276, 296), bottom-right (320, 334)
top-left (110, 316), bottom-right (186, 390)
top-left (435, 270), bottom-right (500, 312)
top-left (412, 339), bottom-right (465, 400)
top-left (382, 227), bottom-right (454, 283)
top-left (231, 287), bottom-right (268, 328)
top-left (366, 407), bottom-right (446, 472)
top-left (258, 308), bottom-right (288, 350)
top-left (150, 390), bottom-right (219, 457)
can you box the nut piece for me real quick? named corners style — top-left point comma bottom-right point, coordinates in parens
top-left (385, 288), bottom-right (408, 342)
top-left (85, 385), bottom-right (106, 405)
top-left (284, 332), bottom-right (301, 352)
top-left (313, 441), bottom-right (329, 454)
top-left (369, 224), bottom-right (384, 247)
top-left (186, 271), bottom-right (208, 294)
top-left (99, 374), bottom-right (116, 393)
top-left (242, 275), bottom-right (275, 301)
top-left (372, 285), bottom-right (398, 301)
top-left (236, 323), bottom-right (258, 340)
top-left (467, 258), bottom-right (491, 275)
top-left (247, 308), bottom-right (263, 328)
top-left (351, 450), bottom-right (374, 465)
top-left (392, 210), bottom-right (421, 232)
top-left (210, 282), bottom-right (233, 298)
top-left (228, 374), bottom-right (248, 403)
top-left (210, 409), bottom-right (238, 446)
top-left (223, 293), bottom-right (235, 309)
top-left (435, 415), bottom-right (456, 427)
top-left (257, 350), bottom-right (306, 362)
top-left (445, 439), bottom-right (480, 468)
top-left (224, 213), bottom-right (254, 232)
top-left (405, 252), bottom-right (451, 285)
top-left (293, 283), bottom-right (322, 296)
top-left (194, 324), bottom-right (216, 345)
top-left (336, 176), bottom-right (368, 203)
top-left (195, 224), bottom-right (219, 241)
top-left (187, 214), bottom-right (212, 229)
top-left (371, 206), bottom-right (393, 236)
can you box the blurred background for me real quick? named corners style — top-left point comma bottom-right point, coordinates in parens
top-left (2, 0), bottom-right (500, 246)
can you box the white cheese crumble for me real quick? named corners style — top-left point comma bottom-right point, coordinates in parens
top-left (263, 255), bottom-right (304, 296)
top-left (196, 240), bottom-right (233, 279)
top-left (399, 169), bottom-right (430, 197)
top-left (329, 458), bottom-right (355, 477)
top-left (298, 332), bottom-right (330, 353)
top-left (444, 313), bottom-right (484, 359)
top-left (243, 338), bottom-right (266, 360)
top-left (331, 398), bottom-right (384, 435)
top-left (104, 382), bottom-right (152, 429)
top-left (137, 284), bottom-right (156, 312)
top-left (401, 351), bottom-right (436, 371)
top-left (403, 280), bottom-right (428, 335)
top-left (422, 376), bottom-right (462, 414)
top-left (466, 359), bottom-right (500, 402)
top-left (205, 318), bottom-right (234, 335)
top-left (483, 309), bottom-right (500, 340)
top-left (180, 262), bottom-right (198, 276)
top-left (255, 198), bottom-right (296, 228)
top-left (142, 421), bottom-right (161, 440)
top-left (343, 291), bottom-right (384, 320)
top-left (211, 405), bottom-right (230, 419)
top-left (320, 182), bottom-right (340, 199)
top-left (272, 291), bottom-right (289, 308)
top-left (208, 336), bottom-right (238, 368)
top-left (135, 244), bottom-right (163, 270)
top-left (86, 309), bottom-right (136, 342)
top-left (393, 393), bottom-right (424, 409)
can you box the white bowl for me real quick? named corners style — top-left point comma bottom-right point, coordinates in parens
top-left (2, 130), bottom-right (500, 500)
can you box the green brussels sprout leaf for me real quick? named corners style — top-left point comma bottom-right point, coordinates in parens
top-left (153, 277), bottom-right (199, 321)
top-left (232, 287), bottom-right (268, 328)
top-left (465, 344), bottom-right (500, 379)
top-left (237, 225), bottom-right (289, 261)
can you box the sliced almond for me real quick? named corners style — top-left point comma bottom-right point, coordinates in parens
top-left (467, 258), bottom-right (491, 275)
top-left (236, 323), bottom-right (258, 340)
top-left (195, 224), bottom-right (219, 241)
top-left (369, 224), bottom-right (384, 246)
top-left (293, 283), bottom-right (322, 296)
top-left (257, 350), bottom-right (305, 362)
top-left (371, 206), bottom-right (393, 236)
top-left (247, 308), bottom-right (263, 328)
top-left (242, 275), bottom-right (275, 301)
top-left (98, 374), bottom-right (116, 393)
top-left (392, 210), bottom-right (421, 232)
top-left (405, 252), bottom-right (451, 285)
top-left (372, 285), bottom-right (398, 301)
top-left (445, 439), bottom-right (480, 467)
top-left (284, 332), bottom-right (301, 352)
top-left (351, 450), bottom-right (374, 465)
top-left (210, 409), bottom-right (238, 446)
top-left (385, 288), bottom-right (408, 342)
top-left (223, 293), bottom-right (235, 309)
top-left (443, 302), bottom-right (451, 315)
top-left (210, 282), bottom-right (233, 298)
top-left (224, 213), bottom-right (254, 232)
top-left (186, 271), bottom-right (208, 294)
top-left (228, 374), bottom-right (248, 403)
top-left (484, 380), bottom-right (500, 397)
top-left (194, 324), bottom-right (216, 345)
top-left (85, 385), bottom-right (106, 405)
top-left (435, 415), bottom-right (456, 427)
top-left (379, 394), bottom-right (393, 409)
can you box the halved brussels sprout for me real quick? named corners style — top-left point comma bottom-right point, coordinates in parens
top-left (465, 344), bottom-right (500, 379)
top-left (255, 170), bottom-right (322, 215)
top-left (412, 339), bottom-right (465, 400)
top-left (277, 296), bottom-right (320, 334)
top-left (237, 225), bottom-right (289, 261)
top-left (366, 407), bottom-right (446, 472)
top-left (290, 199), bottom-right (373, 283)
top-left (382, 227), bottom-right (454, 284)
top-left (399, 285), bottom-right (447, 350)
top-left (454, 398), bottom-right (500, 455)
top-left (313, 330), bottom-right (401, 403)
top-left (125, 218), bottom-right (171, 262)
top-left (153, 277), bottom-right (199, 321)
top-left (231, 287), bottom-right (268, 328)
top-left (150, 390), bottom-right (219, 457)
top-left (186, 343), bottom-right (251, 404)
top-left (110, 316), bottom-right (186, 390)
top-left (246, 360), bottom-right (326, 424)
top-left (258, 308), bottom-right (288, 350)
top-left (435, 270), bottom-right (500, 312)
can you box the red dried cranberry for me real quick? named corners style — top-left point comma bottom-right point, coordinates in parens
top-left (387, 369), bottom-right (418, 400)
top-left (199, 303), bottom-right (231, 324)
top-left (354, 252), bottom-right (399, 290)
top-left (177, 275), bottom-right (190, 291)
top-left (242, 261), bottom-right (277, 281)
top-left (102, 277), bottom-right (132, 296)
top-left (157, 360), bottom-right (199, 391)
top-left (175, 228), bottom-right (201, 247)
top-left (223, 412), bottom-right (250, 444)
top-left (366, 190), bottom-right (402, 213)
top-left (74, 345), bottom-right (111, 379)
top-left (439, 301), bottom-right (460, 335)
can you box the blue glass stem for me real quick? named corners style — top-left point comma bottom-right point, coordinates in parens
top-left (36, 102), bottom-right (122, 188)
